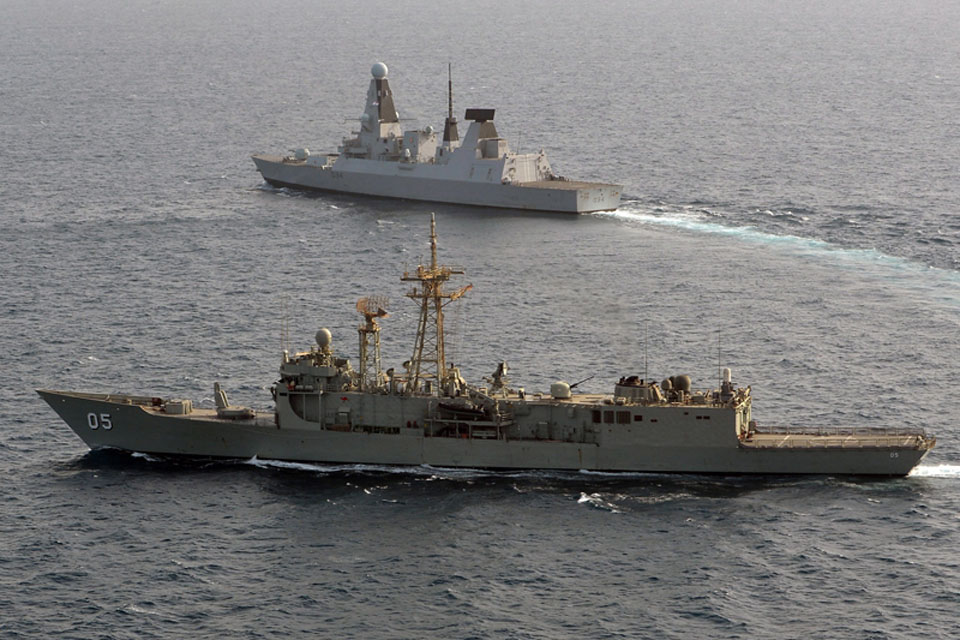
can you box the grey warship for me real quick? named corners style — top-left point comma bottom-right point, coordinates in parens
top-left (252, 63), bottom-right (621, 213)
top-left (38, 216), bottom-right (933, 475)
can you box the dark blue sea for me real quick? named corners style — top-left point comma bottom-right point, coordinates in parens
top-left (2, 0), bottom-right (959, 638)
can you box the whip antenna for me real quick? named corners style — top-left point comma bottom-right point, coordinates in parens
top-left (717, 330), bottom-right (722, 390)
top-left (643, 320), bottom-right (648, 380)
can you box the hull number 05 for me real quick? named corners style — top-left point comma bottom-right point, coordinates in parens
top-left (87, 412), bottom-right (113, 430)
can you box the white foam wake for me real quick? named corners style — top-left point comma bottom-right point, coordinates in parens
top-left (577, 492), bottom-right (621, 513)
top-left (244, 456), bottom-right (330, 472)
top-left (908, 465), bottom-right (960, 479)
top-left (243, 456), bottom-right (416, 475)
top-left (602, 204), bottom-right (960, 309)
top-left (243, 457), bottom-right (504, 478)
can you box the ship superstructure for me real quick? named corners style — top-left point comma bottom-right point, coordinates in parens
top-left (38, 216), bottom-right (933, 475)
top-left (252, 63), bottom-right (621, 213)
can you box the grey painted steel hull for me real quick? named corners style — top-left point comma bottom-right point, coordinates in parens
top-left (38, 390), bottom-right (930, 476)
top-left (252, 155), bottom-right (621, 213)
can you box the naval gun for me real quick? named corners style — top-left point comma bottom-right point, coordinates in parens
top-left (569, 374), bottom-right (596, 390)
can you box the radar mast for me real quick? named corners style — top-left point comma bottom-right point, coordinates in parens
top-left (356, 296), bottom-right (389, 390)
top-left (402, 214), bottom-right (471, 394)
top-left (442, 63), bottom-right (459, 148)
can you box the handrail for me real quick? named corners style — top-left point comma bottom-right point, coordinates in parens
top-left (754, 425), bottom-right (929, 438)
top-left (744, 426), bottom-right (934, 450)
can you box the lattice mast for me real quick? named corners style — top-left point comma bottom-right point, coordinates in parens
top-left (356, 296), bottom-right (389, 390)
top-left (402, 214), bottom-right (471, 394)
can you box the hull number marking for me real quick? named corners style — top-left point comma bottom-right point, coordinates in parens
top-left (87, 413), bottom-right (113, 430)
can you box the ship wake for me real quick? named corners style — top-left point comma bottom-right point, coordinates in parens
top-left (605, 201), bottom-right (960, 310)
top-left (908, 464), bottom-right (960, 479)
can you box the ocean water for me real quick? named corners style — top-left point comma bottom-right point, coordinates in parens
top-left (2, 0), bottom-right (959, 638)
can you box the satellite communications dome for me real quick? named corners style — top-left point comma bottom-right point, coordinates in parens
top-left (316, 328), bottom-right (332, 348)
top-left (371, 62), bottom-right (388, 79)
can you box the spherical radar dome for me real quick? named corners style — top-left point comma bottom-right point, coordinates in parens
top-left (371, 62), bottom-right (388, 79)
top-left (316, 328), bottom-right (332, 348)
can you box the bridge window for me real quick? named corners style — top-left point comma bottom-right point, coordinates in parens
top-left (603, 411), bottom-right (614, 424)
top-left (616, 411), bottom-right (631, 424)
top-left (592, 410), bottom-right (602, 423)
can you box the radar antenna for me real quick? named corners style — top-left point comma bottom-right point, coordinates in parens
top-left (442, 62), bottom-right (459, 147)
top-left (402, 214), bottom-right (471, 395)
top-left (356, 295), bottom-right (389, 390)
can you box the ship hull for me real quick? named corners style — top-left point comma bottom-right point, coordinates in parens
top-left (39, 390), bottom-right (930, 476)
top-left (252, 155), bottom-right (621, 214)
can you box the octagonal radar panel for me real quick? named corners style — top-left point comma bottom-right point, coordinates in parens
top-left (371, 62), bottom-right (388, 79)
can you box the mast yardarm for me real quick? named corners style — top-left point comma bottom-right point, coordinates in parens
top-left (401, 214), bottom-right (471, 394)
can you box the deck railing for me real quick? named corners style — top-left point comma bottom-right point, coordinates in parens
top-left (754, 425), bottom-right (929, 438)
top-left (745, 425), bottom-right (933, 450)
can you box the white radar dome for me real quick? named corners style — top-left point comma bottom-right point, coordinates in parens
top-left (371, 62), bottom-right (388, 79)
top-left (316, 328), bottom-right (332, 348)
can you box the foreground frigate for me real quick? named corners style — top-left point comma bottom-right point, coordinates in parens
top-left (252, 63), bottom-right (621, 213)
top-left (39, 216), bottom-right (933, 475)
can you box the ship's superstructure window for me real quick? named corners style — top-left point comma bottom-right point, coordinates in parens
top-left (603, 411), bottom-right (614, 424)
top-left (592, 410), bottom-right (602, 423)
top-left (616, 411), bottom-right (630, 424)
top-left (633, 414), bottom-right (643, 422)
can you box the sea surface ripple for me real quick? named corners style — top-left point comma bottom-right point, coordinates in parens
top-left (2, 1), bottom-right (959, 638)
